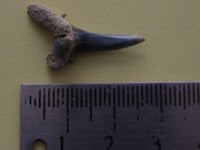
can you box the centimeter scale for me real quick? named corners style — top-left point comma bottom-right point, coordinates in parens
top-left (21, 82), bottom-right (200, 150)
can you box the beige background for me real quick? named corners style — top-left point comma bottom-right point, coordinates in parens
top-left (0, 0), bottom-right (200, 149)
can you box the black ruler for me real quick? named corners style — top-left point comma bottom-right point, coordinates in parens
top-left (21, 82), bottom-right (200, 150)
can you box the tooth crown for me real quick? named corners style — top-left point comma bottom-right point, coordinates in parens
top-left (27, 3), bottom-right (145, 69)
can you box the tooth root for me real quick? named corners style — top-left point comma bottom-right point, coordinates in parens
top-left (74, 27), bottom-right (145, 51)
top-left (46, 51), bottom-right (66, 70)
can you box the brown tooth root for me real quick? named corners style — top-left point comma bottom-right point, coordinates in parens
top-left (27, 3), bottom-right (71, 33)
top-left (27, 3), bottom-right (76, 69)
top-left (27, 3), bottom-right (145, 69)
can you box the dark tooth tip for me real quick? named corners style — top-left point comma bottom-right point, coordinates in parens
top-left (138, 37), bottom-right (145, 42)
top-left (132, 36), bottom-right (145, 44)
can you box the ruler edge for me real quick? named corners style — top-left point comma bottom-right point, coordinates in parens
top-left (21, 81), bottom-right (200, 87)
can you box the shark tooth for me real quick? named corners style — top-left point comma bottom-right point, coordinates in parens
top-left (27, 3), bottom-right (145, 69)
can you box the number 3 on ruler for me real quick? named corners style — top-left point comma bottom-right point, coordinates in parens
top-left (152, 135), bottom-right (161, 150)
top-left (104, 135), bottom-right (113, 150)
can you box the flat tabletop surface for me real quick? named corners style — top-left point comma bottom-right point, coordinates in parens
top-left (0, 0), bottom-right (200, 149)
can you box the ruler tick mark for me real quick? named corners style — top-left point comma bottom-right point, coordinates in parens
top-left (141, 85), bottom-right (144, 107)
top-left (188, 84), bottom-right (191, 106)
top-left (94, 87), bottom-right (97, 107)
top-left (34, 98), bottom-right (36, 107)
top-left (108, 86), bottom-right (111, 107)
top-left (39, 90), bottom-right (41, 108)
top-left (60, 136), bottom-right (64, 150)
top-left (127, 86), bottom-right (130, 107)
top-left (150, 84), bottom-right (153, 105)
top-left (113, 87), bottom-right (117, 133)
top-left (90, 88), bottom-right (93, 122)
top-left (52, 88), bottom-right (55, 108)
top-left (57, 88), bottom-right (60, 107)
top-left (29, 96), bottom-right (32, 105)
top-left (183, 85), bottom-right (186, 109)
top-left (169, 86), bottom-right (172, 105)
top-left (164, 84), bottom-right (167, 106)
top-left (48, 88), bottom-right (50, 107)
top-left (99, 87), bottom-right (102, 107)
top-left (113, 88), bottom-right (116, 120)
top-left (160, 84), bottom-right (163, 113)
top-left (80, 88), bottom-right (83, 107)
top-left (174, 85), bottom-right (177, 106)
top-left (85, 89), bottom-right (88, 108)
top-left (186, 84), bottom-right (189, 107)
top-left (118, 85), bottom-right (120, 107)
top-left (43, 88), bottom-right (46, 120)
top-left (76, 88), bottom-right (78, 108)
top-left (136, 86), bottom-right (139, 110)
top-left (71, 88), bottom-right (74, 108)
top-left (192, 84), bottom-right (196, 105)
top-left (179, 85), bottom-right (182, 106)
top-left (145, 84), bottom-right (148, 104)
top-left (104, 87), bottom-right (107, 107)
top-left (122, 85), bottom-right (125, 107)
top-left (155, 85), bottom-right (158, 106)
top-left (62, 87), bottom-right (64, 105)
top-left (66, 88), bottom-right (69, 116)
top-left (197, 84), bottom-right (200, 105)
top-left (65, 87), bottom-right (70, 134)
top-left (131, 85), bottom-right (135, 106)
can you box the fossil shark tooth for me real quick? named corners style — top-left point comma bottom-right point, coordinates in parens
top-left (27, 3), bottom-right (145, 69)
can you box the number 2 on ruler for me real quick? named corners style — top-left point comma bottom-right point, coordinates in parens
top-left (104, 135), bottom-right (113, 150)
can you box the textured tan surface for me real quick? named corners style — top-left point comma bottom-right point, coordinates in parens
top-left (0, 0), bottom-right (200, 149)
